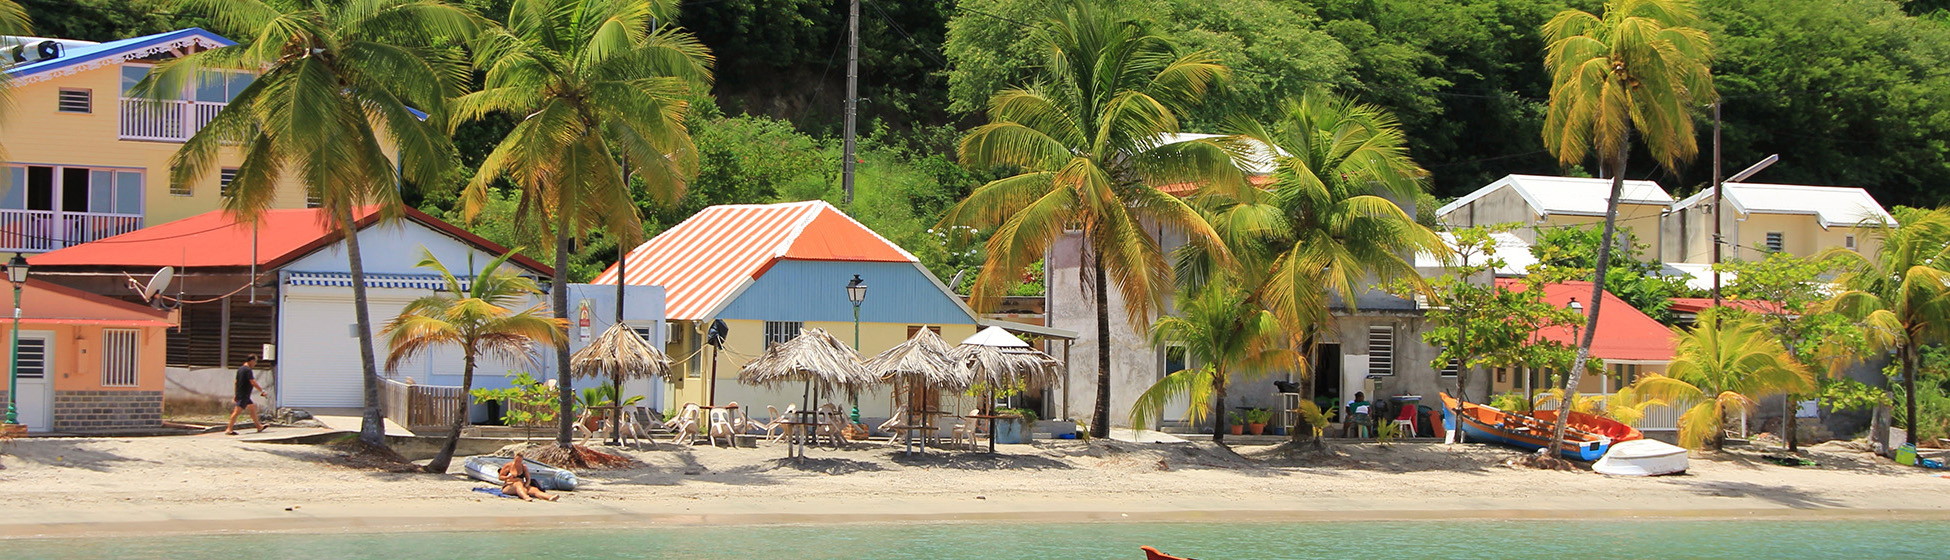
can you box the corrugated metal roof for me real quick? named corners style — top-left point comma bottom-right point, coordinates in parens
top-left (594, 200), bottom-right (917, 321)
top-left (18, 279), bottom-right (174, 327)
top-left (3, 28), bottom-right (233, 84)
top-left (1671, 183), bottom-right (1893, 227)
top-left (1438, 174), bottom-right (1673, 218)
top-left (1495, 279), bottom-right (1675, 362)
top-left (1415, 231), bottom-right (1538, 275)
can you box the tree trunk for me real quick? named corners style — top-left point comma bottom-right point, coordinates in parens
top-left (426, 349), bottom-right (476, 473)
top-left (1782, 336), bottom-right (1801, 452)
top-left (1212, 367), bottom-right (1228, 446)
top-left (1904, 341), bottom-right (1919, 443)
top-left (343, 209), bottom-right (387, 449)
top-left (1291, 330), bottom-right (1322, 446)
top-left (554, 232), bottom-right (576, 450)
top-left (1545, 143), bottom-right (1628, 461)
top-left (1090, 251), bottom-right (1112, 439)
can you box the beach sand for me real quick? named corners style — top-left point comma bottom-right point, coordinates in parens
top-left (0, 432), bottom-right (1945, 538)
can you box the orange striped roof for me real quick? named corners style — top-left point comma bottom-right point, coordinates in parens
top-left (593, 201), bottom-right (915, 321)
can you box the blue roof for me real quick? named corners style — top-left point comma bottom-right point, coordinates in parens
top-left (5, 28), bottom-right (234, 79)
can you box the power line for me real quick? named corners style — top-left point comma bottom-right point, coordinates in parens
top-left (865, 0), bottom-right (949, 68)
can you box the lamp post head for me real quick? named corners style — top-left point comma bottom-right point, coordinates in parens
top-left (6, 253), bottom-right (26, 285)
top-left (1568, 297), bottom-right (1582, 314)
top-left (846, 274), bottom-right (867, 306)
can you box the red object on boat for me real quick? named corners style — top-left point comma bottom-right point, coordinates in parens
top-left (1141, 546), bottom-right (1192, 560)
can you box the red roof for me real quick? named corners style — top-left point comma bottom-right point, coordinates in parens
top-left (1667, 297), bottom-right (1786, 316)
top-left (29, 206), bottom-right (550, 274)
top-left (592, 200), bottom-right (914, 321)
top-left (17, 279), bottom-right (174, 327)
top-left (1495, 279), bottom-right (1676, 362)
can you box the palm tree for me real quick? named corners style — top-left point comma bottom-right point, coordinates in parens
top-left (1630, 310), bottom-right (1814, 450)
top-left (158, 0), bottom-right (478, 448)
top-left (1825, 207), bottom-right (1950, 447)
top-left (0, 1), bottom-right (24, 35)
top-left (1130, 282), bottom-right (1293, 445)
top-left (939, 0), bottom-right (1237, 438)
top-left (382, 249), bottom-right (564, 473)
top-left (1537, 0), bottom-right (1715, 458)
top-left (458, 0), bottom-right (711, 450)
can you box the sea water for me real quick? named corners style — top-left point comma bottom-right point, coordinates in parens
top-left (8, 519), bottom-right (1947, 559)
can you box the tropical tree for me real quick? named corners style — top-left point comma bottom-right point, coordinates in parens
top-left (0, 1), bottom-right (24, 35)
top-left (1420, 227), bottom-right (1584, 406)
top-left (937, 0), bottom-right (1236, 438)
top-left (458, 0), bottom-right (711, 450)
top-left (1130, 282), bottom-right (1293, 445)
top-left (382, 249), bottom-right (564, 473)
top-left (1536, 0), bottom-right (1715, 460)
top-left (1720, 251), bottom-right (1864, 451)
top-left (156, 0), bottom-right (478, 448)
top-left (1629, 310), bottom-right (1814, 450)
top-left (1824, 207), bottom-right (1950, 449)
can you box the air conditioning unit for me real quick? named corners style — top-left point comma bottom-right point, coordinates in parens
top-left (7, 40), bottom-right (63, 64)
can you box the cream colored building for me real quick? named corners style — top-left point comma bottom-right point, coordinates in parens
top-left (1, 29), bottom-right (313, 253)
top-left (1435, 174), bottom-right (1675, 246)
top-left (1663, 183), bottom-right (1892, 265)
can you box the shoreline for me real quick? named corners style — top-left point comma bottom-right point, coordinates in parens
top-left (5, 504), bottom-right (1949, 540)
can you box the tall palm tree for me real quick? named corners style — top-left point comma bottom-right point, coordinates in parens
top-left (1825, 207), bottom-right (1950, 446)
top-left (1130, 282), bottom-right (1293, 445)
top-left (159, 0), bottom-right (478, 448)
top-left (1630, 310), bottom-right (1814, 450)
top-left (382, 249), bottom-right (564, 473)
top-left (940, 0), bottom-right (1237, 438)
top-left (0, 1), bottom-right (25, 35)
top-left (1537, 0), bottom-right (1715, 458)
top-left (458, 0), bottom-right (711, 450)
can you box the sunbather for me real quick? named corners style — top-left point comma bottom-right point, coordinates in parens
top-left (497, 452), bottom-right (559, 502)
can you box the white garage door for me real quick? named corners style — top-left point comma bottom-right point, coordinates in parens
top-left (278, 295), bottom-right (413, 408)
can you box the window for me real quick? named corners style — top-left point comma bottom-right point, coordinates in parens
top-left (1765, 232), bottom-right (1784, 253)
top-left (2, 165), bottom-right (142, 214)
top-left (631, 327), bottom-right (655, 344)
top-left (1845, 235), bottom-right (1857, 250)
top-left (14, 337), bottom-right (45, 378)
top-left (219, 168), bottom-right (238, 198)
top-left (1440, 357), bottom-right (1460, 378)
top-left (1163, 344), bottom-right (1188, 375)
top-left (1367, 325), bottom-right (1394, 376)
top-left (763, 321), bottom-right (802, 349)
top-left (102, 329), bottom-right (140, 387)
top-left (1495, 368), bottom-right (1508, 384)
top-left (305, 184), bottom-right (323, 208)
top-left (906, 325), bottom-right (942, 339)
top-left (57, 88), bottom-right (91, 113)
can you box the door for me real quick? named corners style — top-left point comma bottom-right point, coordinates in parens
top-left (12, 332), bottom-right (51, 432)
top-left (1159, 344), bottom-right (1193, 428)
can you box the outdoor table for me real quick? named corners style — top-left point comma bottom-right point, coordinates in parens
top-left (782, 409), bottom-right (821, 459)
top-left (967, 414), bottom-right (1005, 453)
top-left (911, 409), bottom-right (952, 447)
top-left (888, 421), bottom-right (937, 455)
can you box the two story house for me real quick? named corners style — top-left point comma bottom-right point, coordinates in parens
top-left (1662, 182), bottom-right (1892, 265)
top-left (1, 28), bottom-right (313, 254)
top-left (1435, 174), bottom-right (1675, 246)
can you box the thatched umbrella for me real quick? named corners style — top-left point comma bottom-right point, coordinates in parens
top-left (954, 326), bottom-right (1064, 452)
top-left (862, 328), bottom-right (968, 450)
top-left (570, 323), bottom-right (671, 444)
top-left (738, 328), bottom-right (874, 394)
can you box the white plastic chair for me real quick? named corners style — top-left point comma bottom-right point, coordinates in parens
top-left (668, 403), bottom-right (701, 445)
top-left (951, 408), bottom-right (981, 449)
top-left (752, 405), bottom-right (790, 442)
top-left (708, 407), bottom-right (736, 447)
top-left (877, 411), bottom-right (906, 446)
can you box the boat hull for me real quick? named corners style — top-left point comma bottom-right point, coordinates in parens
top-left (1439, 393), bottom-right (1636, 462)
top-left (464, 456), bottom-right (579, 491)
top-left (1593, 439), bottom-right (1689, 476)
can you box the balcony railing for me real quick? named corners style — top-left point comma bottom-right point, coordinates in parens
top-left (0, 209), bottom-right (143, 252)
top-left (119, 98), bottom-right (225, 142)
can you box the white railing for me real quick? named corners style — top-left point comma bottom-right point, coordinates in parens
top-left (119, 98), bottom-right (226, 142)
top-left (0, 209), bottom-right (143, 252)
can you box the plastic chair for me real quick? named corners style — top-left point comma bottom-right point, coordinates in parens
top-left (751, 405), bottom-right (789, 442)
top-left (708, 407), bottom-right (736, 447)
top-left (668, 403), bottom-right (701, 445)
top-left (951, 409), bottom-right (982, 449)
top-left (1391, 405), bottom-right (1419, 438)
top-left (878, 411), bottom-right (906, 446)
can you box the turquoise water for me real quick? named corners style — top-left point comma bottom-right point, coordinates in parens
top-left (9, 519), bottom-right (1947, 559)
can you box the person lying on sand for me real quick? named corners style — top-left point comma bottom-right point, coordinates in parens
top-left (497, 452), bottom-right (559, 502)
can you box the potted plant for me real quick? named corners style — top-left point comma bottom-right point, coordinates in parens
top-left (1245, 408), bottom-right (1271, 435)
top-left (995, 407), bottom-right (1038, 444)
top-left (1227, 411), bottom-right (1244, 435)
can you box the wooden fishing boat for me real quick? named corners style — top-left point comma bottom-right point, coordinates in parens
top-left (1593, 439), bottom-right (1688, 476)
top-left (1439, 393), bottom-right (1642, 461)
top-left (1141, 546), bottom-right (1193, 560)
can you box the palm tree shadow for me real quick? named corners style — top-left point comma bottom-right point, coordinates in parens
top-left (1, 439), bottom-right (156, 473)
top-left (753, 456), bottom-right (888, 475)
top-left (887, 450), bottom-right (1075, 471)
top-left (1661, 479), bottom-right (1847, 509)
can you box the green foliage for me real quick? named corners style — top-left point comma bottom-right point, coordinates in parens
top-left (471, 372), bottom-right (559, 440)
top-left (1531, 224), bottom-right (1700, 323)
top-left (1626, 310), bottom-right (1817, 450)
top-left (1883, 344), bottom-right (1950, 440)
top-left (1817, 377), bottom-right (1891, 413)
top-left (1488, 391), bottom-right (1533, 412)
top-left (1419, 226), bottom-right (1584, 400)
top-left (997, 407), bottom-right (1039, 425)
top-left (1243, 408), bottom-right (1272, 425)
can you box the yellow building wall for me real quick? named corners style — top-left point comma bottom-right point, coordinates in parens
top-left (663, 319), bottom-right (979, 419)
top-left (0, 323), bottom-right (168, 393)
top-left (2, 62), bottom-right (310, 226)
top-left (1734, 213), bottom-right (1880, 262)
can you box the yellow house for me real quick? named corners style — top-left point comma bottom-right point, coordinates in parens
top-left (1436, 174), bottom-right (1674, 246)
top-left (1663, 182), bottom-right (1891, 265)
top-left (0, 29), bottom-right (313, 253)
top-left (594, 201), bottom-right (1005, 420)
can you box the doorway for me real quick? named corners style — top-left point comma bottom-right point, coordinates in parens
top-left (12, 332), bottom-right (51, 432)
top-left (1311, 343), bottom-right (1342, 420)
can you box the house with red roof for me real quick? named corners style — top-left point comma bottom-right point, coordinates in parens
top-left (1, 280), bottom-right (176, 433)
top-left (28, 206), bottom-right (554, 412)
top-left (596, 200), bottom-right (986, 416)
top-left (1489, 280), bottom-right (1676, 412)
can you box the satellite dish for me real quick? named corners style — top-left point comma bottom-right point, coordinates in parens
top-left (139, 267), bottom-right (174, 301)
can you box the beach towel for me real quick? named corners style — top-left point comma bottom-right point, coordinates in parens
top-left (472, 487), bottom-right (516, 499)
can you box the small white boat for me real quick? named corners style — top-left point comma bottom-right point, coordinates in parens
top-left (464, 456), bottom-right (579, 491)
top-left (1593, 439), bottom-right (1689, 476)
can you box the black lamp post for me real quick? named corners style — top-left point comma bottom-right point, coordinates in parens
top-left (846, 274), bottom-right (867, 350)
top-left (5, 253), bottom-right (29, 426)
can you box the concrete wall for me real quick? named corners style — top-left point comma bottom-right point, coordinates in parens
top-left (1664, 204), bottom-right (1880, 265)
top-left (165, 365), bottom-right (278, 410)
top-left (5, 322), bottom-right (169, 432)
top-left (1437, 186), bottom-right (1664, 248)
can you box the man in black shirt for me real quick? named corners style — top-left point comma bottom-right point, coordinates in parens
top-left (226, 355), bottom-right (269, 435)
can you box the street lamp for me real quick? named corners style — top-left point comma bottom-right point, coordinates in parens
top-left (846, 275), bottom-right (867, 350)
top-left (5, 252), bottom-right (28, 426)
top-left (1567, 297), bottom-right (1584, 342)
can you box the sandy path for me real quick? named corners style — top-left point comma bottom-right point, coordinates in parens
top-left (0, 433), bottom-right (1945, 538)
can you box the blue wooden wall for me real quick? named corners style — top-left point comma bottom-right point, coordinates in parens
top-left (714, 260), bottom-right (975, 325)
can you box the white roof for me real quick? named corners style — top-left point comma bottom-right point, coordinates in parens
top-left (1659, 262), bottom-right (1727, 292)
top-left (1416, 232), bottom-right (1538, 276)
top-left (960, 326), bottom-right (1032, 348)
top-left (1672, 183), bottom-right (1893, 228)
top-left (1437, 174), bottom-right (1673, 218)
top-left (1154, 132), bottom-right (1282, 175)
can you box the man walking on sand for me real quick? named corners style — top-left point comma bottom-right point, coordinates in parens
top-left (227, 355), bottom-right (269, 435)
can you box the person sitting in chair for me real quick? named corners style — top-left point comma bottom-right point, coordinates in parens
top-left (1344, 392), bottom-right (1373, 438)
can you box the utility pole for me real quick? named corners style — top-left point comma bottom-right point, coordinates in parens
top-left (842, 0), bottom-right (860, 206)
top-left (1711, 103), bottom-right (1723, 307)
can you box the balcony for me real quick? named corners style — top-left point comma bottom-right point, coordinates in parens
top-left (0, 210), bottom-right (143, 252)
top-left (119, 98), bottom-right (225, 143)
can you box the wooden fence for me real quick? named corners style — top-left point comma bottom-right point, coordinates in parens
top-left (381, 378), bottom-right (467, 432)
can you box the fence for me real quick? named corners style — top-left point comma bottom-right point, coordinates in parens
top-left (380, 378), bottom-right (466, 432)
top-left (119, 98), bottom-right (225, 142)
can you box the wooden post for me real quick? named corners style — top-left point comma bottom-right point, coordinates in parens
top-left (219, 296), bottom-right (231, 369)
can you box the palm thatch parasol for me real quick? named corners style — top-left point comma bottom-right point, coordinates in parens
top-left (570, 323), bottom-right (671, 444)
top-left (862, 327), bottom-right (970, 392)
top-left (737, 328), bottom-right (874, 395)
top-left (954, 326), bottom-right (1064, 392)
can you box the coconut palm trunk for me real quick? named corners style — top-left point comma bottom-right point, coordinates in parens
top-left (1212, 366), bottom-right (1228, 444)
top-left (1546, 142), bottom-right (1625, 459)
top-left (554, 232), bottom-right (575, 450)
top-left (1092, 252), bottom-right (1112, 439)
top-left (342, 209), bottom-right (386, 448)
top-left (1903, 343), bottom-right (1919, 439)
top-left (427, 350), bottom-right (478, 473)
